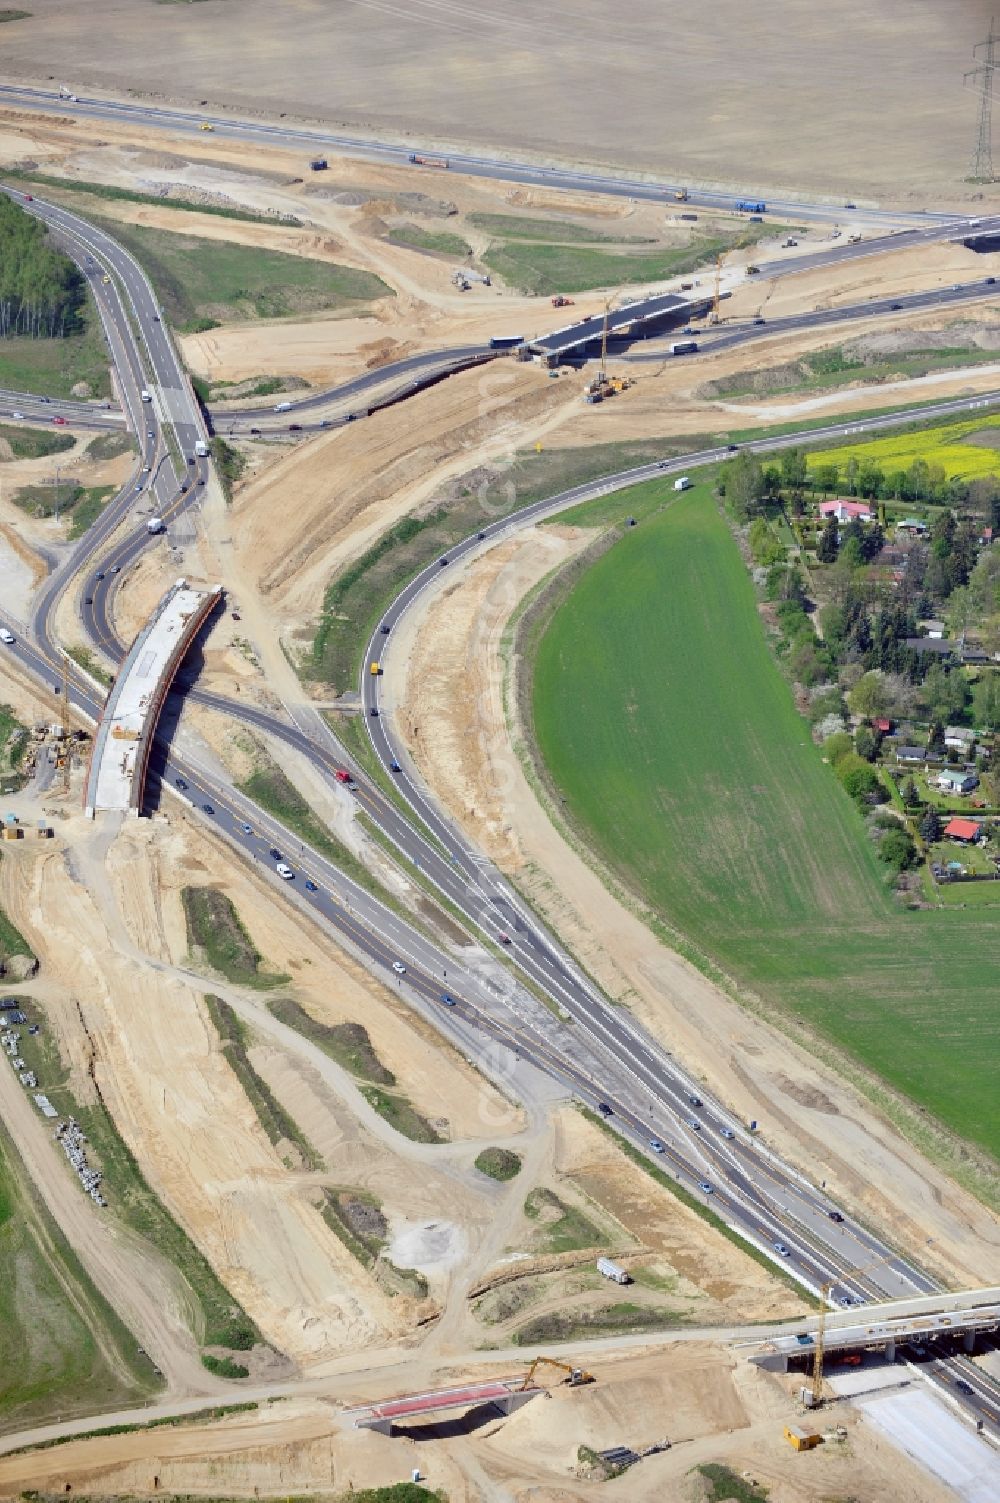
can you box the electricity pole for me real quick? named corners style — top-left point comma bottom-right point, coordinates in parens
top-left (966, 18), bottom-right (999, 182)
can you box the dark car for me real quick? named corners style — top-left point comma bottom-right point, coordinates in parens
top-left (986, 276), bottom-right (996, 285)
top-left (753, 316), bottom-right (766, 325)
top-left (390, 759), bottom-right (402, 772)
top-left (304, 880), bottom-right (319, 893)
top-left (828, 1210), bottom-right (845, 1223)
top-left (249, 426), bottom-right (261, 435)
top-left (84, 595), bottom-right (94, 605)
top-left (889, 301), bottom-right (902, 310)
top-left (380, 623), bottom-right (391, 634)
top-left (175, 777), bottom-right (188, 790)
top-left (202, 803), bottom-right (214, 815)
top-left (369, 706), bottom-right (379, 716)
top-left (187, 454), bottom-right (195, 464)
top-left (845, 201), bottom-right (857, 209)
top-left (726, 443), bottom-right (738, 451)
top-left (477, 531), bottom-right (486, 540)
top-left (685, 1117), bottom-right (701, 1131)
top-left (688, 1095), bottom-right (703, 1108)
top-left (289, 423), bottom-right (302, 431)
top-left (439, 556), bottom-right (449, 566)
top-left (597, 1102), bottom-right (613, 1117)
top-left (268, 848), bottom-right (283, 861)
top-left (955, 1379), bottom-right (975, 1396)
top-left (96, 571), bottom-right (105, 581)
top-left (440, 993), bottom-right (456, 1007)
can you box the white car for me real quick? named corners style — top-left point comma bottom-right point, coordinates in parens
top-left (0, 629), bottom-right (14, 645)
top-left (392, 961), bottom-right (406, 975)
top-left (275, 862), bottom-right (294, 880)
top-left (11, 411), bottom-right (23, 421)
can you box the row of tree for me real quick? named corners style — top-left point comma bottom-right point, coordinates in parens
top-left (720, 448), bottom-right (1000, 524)
top-left (0, 193), bottom-right (86, 339)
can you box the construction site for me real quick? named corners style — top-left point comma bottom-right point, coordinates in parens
top-left (0, 7), bottom-right (998, 1502)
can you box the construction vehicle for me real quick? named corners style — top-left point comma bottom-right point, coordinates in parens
top-left (310, 158), bottom-right (328, 172)
top-left (551, 295), bottom-right (574, 308)
top-left (735, 198), bottom-right (766, 213)
top-left (451, 270), bottom-right (470, 291)
top-left (746, 264), bottom-right (760, 275)
top-left (408, 153), bottom-right (449, 169)
top-left (673, 188), bottom-right (690, 202)
top-left (519, 1357), bottom-right (594, 1391)
top-left (199, 122), bottom-right (215, 132)
top-left (808, 1253), bottom-right (896, 1407)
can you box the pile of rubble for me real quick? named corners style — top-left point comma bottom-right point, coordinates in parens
top-left (2, 1019), bottom-right (37, 1089)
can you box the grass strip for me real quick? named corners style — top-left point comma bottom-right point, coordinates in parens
top-left (359, 1085), bottom-right (445, 1144)
top-left (387, 225), bottom-right (472, 256)
top-left (266, 998), bottom-right (395, 1084)
top-left (697, 1462), bottom-right (770, 1502)
top-left (181, 885), bottom-right (289, 990)
top-left (513, 1301), bottom-right (687, 1344)
top-left (0, 868), bottom-right (35, 966)
top-left (201, 1353), bottom-right (249, 1379)
top-left (210, 435), bottom-right (246, 503)
top-left (580, 1108), bottom-right (806, 1298)
top-left (65, 643), bottom-right (113, 686)
top-left (523, 1185), bottom-right (603, 1253)
top-left (329, 713), bottom-right (451, 859)
top-left (86, 431), bottom-right (135, 462)
top-left (2, 167), bottom-right (302, 227)
top-left (204, 994), bottom-right (322, 1169)
top-left (0, 421), bottom-right (74, 459)
top-left (3, 1402), bottom-right (259, 1457)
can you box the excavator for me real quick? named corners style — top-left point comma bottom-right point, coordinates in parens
top-left (519, 1357), bottom-right (595, 1392)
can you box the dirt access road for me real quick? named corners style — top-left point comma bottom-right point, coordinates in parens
top-left (1, 1), bottom-right (995, 205)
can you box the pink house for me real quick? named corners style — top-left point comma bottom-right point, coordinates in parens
top-left (819, 499), bottom-right (873, 523)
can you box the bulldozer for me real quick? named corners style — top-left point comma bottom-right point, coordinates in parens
top-left (520, 1357), bottom-right (595, 1392)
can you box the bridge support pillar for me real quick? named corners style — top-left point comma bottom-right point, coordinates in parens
top-left (963, 1330), bottom-right (975, 1354)
top-left (884, 1340), bottom-right (895, 1363)
top-left (497, 1389), bottom-right (542, 1418)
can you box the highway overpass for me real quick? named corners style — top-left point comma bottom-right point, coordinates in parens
top-left (84, 578), bottom-right (221, 818)
top-left (751, 1291), bottom-right (1000, 1372)
top-left (527, 290), bottom-right (695, 363)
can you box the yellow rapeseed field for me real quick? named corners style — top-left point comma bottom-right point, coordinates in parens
top-left (807, 414), bottom-right (1000, 482)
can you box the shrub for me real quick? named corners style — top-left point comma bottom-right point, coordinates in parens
top-left (823, 731), bottom-right (854, 766)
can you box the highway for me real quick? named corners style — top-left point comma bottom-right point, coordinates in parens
top-left (0, 82), bottom-right (960, 228)
top-left (0, 184), bottom-right (997, 1432)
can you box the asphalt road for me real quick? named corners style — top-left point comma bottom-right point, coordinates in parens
top-left (1, 186), bottom-right (997, 1431)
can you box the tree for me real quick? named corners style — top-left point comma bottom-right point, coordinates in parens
top-left (823, 730), bottom-right (854, 766)
top-left (927, 719), bottom-right (945, 755)
top-left (0, 194), bottom-right (86, 339)
top-left (814, 464), bottom-right (839, 497)
top-left (879, 827), bottom-right (917, 872)
top-left (972, 674), bottom-right (1000, 732)
top-left (816, 515), bottom-right (839, 563)
top-left (920, 807), bottom-right (942, 843)
top-left (719, 452), bottom-right (766, 522)
top-left (920, 664), bottom-right (967, 724)
top-left (836, 752), bottom-right (886, 804)
top-left (847, 670), bottom-right (888, 720)
top-left (901, 777), bottom-right (920, 808)
top-left (781, 447), bottom-right (807, 491)
top-left (855, 724), bottom-right (879, 762)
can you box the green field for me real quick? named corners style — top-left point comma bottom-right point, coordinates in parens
top-left (387, 224), bottom-right (472, 257)
top-left (807, 412), bottom-right (1000, 482)
top-left (0, 422), bottom-right (74, 460)
top-left (702, 339), bottom-right (1000, 402)
top-left (0, 294), bottom-right (111, 399)
top-left (182, 886), bottom-right (288, 990)
top-left (532, 483), bottom-right (1000, 1161)
top-left (85, 217), bottom-right (392, 333)
top-left (0, 1115), bottom-right (156, 1432)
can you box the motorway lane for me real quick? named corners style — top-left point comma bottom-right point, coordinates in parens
top-left (628, 279), bottom-right (1000, 363)
top-left (0, 83), bottom-right (948, 228)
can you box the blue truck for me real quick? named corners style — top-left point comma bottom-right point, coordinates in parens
top-left (735, 199), bottom-right (766, 214)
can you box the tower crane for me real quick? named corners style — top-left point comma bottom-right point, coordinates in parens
top-left (810, 1252), bottom-right (897, 1407)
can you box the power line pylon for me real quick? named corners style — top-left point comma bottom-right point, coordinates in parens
top-left (966, 18), bottom-right (999, 182)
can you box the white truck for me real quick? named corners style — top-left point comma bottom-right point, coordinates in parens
top-left (146, 516), bottom-right (164, 535)
top-left (194, 439), bottom-right (209, 457)
top-left (140, 389), bottom-right (153, 403)
top-left (596, 1257), bottom-right (630, 1286)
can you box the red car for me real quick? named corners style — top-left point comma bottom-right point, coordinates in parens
top-left (51, 416), bottom-right (67, 425)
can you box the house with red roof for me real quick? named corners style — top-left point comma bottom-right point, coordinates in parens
top-left (819, 499), bottom-right (873, 523)
top-left (942, 818), bottom-right (981, 843)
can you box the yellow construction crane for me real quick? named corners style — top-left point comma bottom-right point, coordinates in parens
top-left (810, 1252), bottom-right (896, 1407)
top-left (519, 1357), bottom-right (595, 1392)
